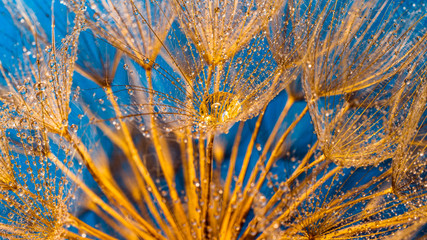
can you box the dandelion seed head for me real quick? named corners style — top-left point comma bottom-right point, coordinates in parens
top-left (0, 0), bottom-right (426, 239)
top-left (173, 0), bottom-right (282, 64)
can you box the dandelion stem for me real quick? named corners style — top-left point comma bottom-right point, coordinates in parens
top-left (104, 86), bottom-right (177, 239)
top-left (224, 104), bottom-right (309, 238)
top-left (205, 64), bottom-right (215, 95)
top-left (46, 152), bottom-right (159, 240)
top-left (221, 122), bottom-right (245, 218)
top-left (260, 141), bottom-right (320, 215)
top-left (68, 214), bottom-right (118, 240)
top-left (325, 209), bottom-right (415, 238)
top-left (144, 69), bottom-right (191, 238)
top-left (198, 130), bottom-right (208, 236)
top-left (86, 202), bottom-right (139, 240)
top-left (259, 166), bottom-right (342, 239)
top-left (203, 134), bottom-right (215, 236)
top-left (64, 131), bottom-right (161, 238)
top-left (214, 63), bottom-right (223, 92)
top-left (182, 127), bottom-right (202, 239)
top-left (63, 229), bottom-right (90, 240)
top-left (219, 104), bottom-right (267, 238)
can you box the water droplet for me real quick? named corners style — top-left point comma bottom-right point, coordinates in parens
top-left (70, 124), bottom-right (78, 133)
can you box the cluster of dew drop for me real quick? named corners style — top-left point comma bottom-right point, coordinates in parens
top-left (0, 119), bottom-right (77, 239)
top-left (66, 0), bottom-right (427, 238)
top-left (0, 17), bottom-right (84, 136)
top-left (0, 2), bottom-right (88, 239)
top-left (0, 0), bottom-right (426, 239)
